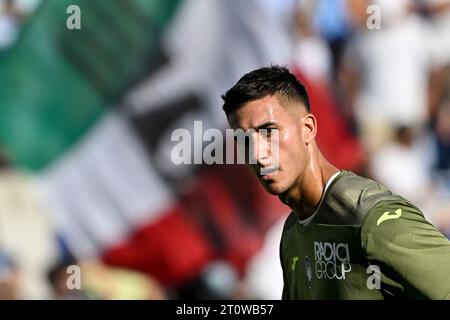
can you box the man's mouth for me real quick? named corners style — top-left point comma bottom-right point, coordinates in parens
top-left (259, 167), bottom-right (279, 177)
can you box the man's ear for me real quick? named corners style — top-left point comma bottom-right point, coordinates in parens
top-left (302, 113), bottom-right (317, 145)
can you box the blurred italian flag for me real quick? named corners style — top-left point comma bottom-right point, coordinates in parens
top-left (0, 0), bottom-right (291, 290)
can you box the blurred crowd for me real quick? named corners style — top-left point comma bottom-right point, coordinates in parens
top-left (292, 0), bottom-right (450, 230)
top-left (0, 0), bottom-right (449, 300)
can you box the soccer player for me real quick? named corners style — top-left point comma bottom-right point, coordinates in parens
top-left (221, 65), bottom-right (450, 299)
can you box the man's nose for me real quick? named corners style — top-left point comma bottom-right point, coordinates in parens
top-left (257, 155), bottom-right (271, 168)
top-left (250, 134), bottom-right (271, 165)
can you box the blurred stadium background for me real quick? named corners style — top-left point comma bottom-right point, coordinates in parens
top-left (0, 0), bottom-right (449, 299)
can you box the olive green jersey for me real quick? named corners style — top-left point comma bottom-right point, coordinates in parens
top-left (280, 170), bottom-right (450, 300)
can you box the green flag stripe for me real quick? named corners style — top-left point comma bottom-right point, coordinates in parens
top-left (0, 0), bottom-right (180, 171)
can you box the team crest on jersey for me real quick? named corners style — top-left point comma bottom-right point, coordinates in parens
top-left (305, 256), bottom-right (312, 289)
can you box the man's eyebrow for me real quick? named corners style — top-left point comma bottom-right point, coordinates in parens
top-left (254, 121), bottom-right (278, 130)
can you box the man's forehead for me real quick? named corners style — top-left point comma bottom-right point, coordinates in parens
top-left (229, 96), bottom-right (282, 129)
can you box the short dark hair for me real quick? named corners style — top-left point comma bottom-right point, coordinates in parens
top-left (221, 65), bottom-right (310, 117)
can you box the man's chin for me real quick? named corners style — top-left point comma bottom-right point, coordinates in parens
top-left (262, 181), bottom-right (285, 195)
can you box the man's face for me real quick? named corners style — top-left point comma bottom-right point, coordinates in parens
top-left (228, 95), bottom-right (312, 195)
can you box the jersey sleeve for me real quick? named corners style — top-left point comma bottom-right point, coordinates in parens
top-left (361, 200), bottom-right (450, 299)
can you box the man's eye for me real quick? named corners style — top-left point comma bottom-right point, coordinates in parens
top-left (262, 128), bottom-right (277, 136)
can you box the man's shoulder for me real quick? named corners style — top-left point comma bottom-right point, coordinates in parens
top-left (318, 171), bottom-right (405, 225)
top-left (331, 171), bottom-right (399, 206)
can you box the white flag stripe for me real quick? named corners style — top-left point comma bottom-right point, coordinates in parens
top-left (39, 111), bottom-right (173, 257)
top-left (39, 178), bottom-right (100, 258)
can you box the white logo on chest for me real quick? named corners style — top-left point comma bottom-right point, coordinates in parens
top-left (314, 241), bottom-right (352, 280)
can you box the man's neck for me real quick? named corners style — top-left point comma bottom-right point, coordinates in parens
top-left (279, 151), bottom-right (339, 220)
